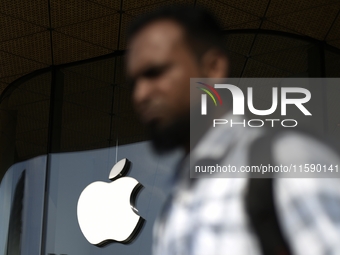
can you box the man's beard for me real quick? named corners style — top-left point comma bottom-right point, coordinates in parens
top-left (146, 115), bottom-right (190, 154)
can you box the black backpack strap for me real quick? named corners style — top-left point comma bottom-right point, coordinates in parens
top-left (245, 132), bottom-right (292, 255)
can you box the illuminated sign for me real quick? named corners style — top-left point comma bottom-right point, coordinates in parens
top-left (77, 158), bottom-right (144, 246)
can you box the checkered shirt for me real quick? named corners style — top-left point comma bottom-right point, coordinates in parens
top-left (153, 115), bottom-right (340, 255)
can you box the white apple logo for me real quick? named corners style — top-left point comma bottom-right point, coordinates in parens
top-left (77, 158), bottom-right (144, 246)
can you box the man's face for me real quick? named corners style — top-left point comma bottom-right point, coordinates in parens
top-left (127, 20), bottom-right (201, 151)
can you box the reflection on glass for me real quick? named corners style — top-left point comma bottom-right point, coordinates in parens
top-left (6, 170), bottom-right (25, 255)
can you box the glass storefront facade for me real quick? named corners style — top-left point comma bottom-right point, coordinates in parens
top-left (0, 156), bottom-right (46, 255)
top-left (1, 31), bottom-right (340, 255)
top-left (1, 143), bottom-right (181, 255)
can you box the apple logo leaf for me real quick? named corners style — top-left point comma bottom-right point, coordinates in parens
top-left (77, 158), bottom-right (144, 246)
top-left (109, 158), bottom-right (130, 180)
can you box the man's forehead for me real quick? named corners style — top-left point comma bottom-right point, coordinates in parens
top-left (127, 20), bottom-right (186, 72)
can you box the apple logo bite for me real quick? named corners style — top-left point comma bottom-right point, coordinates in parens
top-left (77, 158), bottom-right (144, 246)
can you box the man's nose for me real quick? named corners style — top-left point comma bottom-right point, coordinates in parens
top-left (133, 78), bottom-right (154, 106)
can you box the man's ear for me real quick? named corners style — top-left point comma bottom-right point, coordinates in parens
top-left (200, 49), bottom-right (229, 78)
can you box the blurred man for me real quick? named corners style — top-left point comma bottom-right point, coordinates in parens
top-left (126, 6), bottom-right (340, 255)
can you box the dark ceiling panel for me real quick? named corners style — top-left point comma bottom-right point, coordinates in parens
top-left (227, 20), bottom-right (261, 30)
top-left (64, 58), bottom-right (116, 84)
top-left (56, 14), bottom-right (120, 50)
top-left (91, 0), bottom-right (121, 11)
top-left (0, 0), bottom-right (339, 98)
top-left (328, 39), bottom-right (340, 50)
top-left (123, 0), bottom-right (189, 11)
top-left (119, 13), bottom-right (134, 50)
top-left (0, 73), bottom-right (29, 85)
top-left (62, 69), bottom-right (112, 95)
top-left (250, 34), bottom-right (310, 56)
top-left (0, 0), bottom-right (49, 27)
top-left (0, 13), bottom-right (46, 43)
top-left (266, 0), bottom-right (339, 17)
top-left (0, 31), bottom-right (51, 65)
top-left (120, 0), bottom-right (194, 49)
top-left (227, 52), bottom-right (247, 77)
top-left (252, 46), bottom-right (309, 74)
top-left (241, 58), bottom-right (292, 77)
top-left (8, 88), bottom-right (49, 109)
top-left (0, 82), bottom-right (8, 92)
top-left (7, 73), bottom-right (51, 107)
top-left (267, 2), bottom-right (340, 40)
top-left (219, 0), bottom-right (269, 17)
top-left (50, 0), bottom-right (116, 28)
top-left (325, 14), bottom-right (340, 41)
top-left (225, 33), bottom-right (256, 56)
top-left (0, 51), bottom-right (47, 77)
top-left (197, 0), bottom-right (259, 29)
top-left (52, 32), bottom-right (111, 65)
top-left (260, 20), bottom-right (301, 35)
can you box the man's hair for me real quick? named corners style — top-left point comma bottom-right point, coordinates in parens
top-left (127, 5), bottom-right (227, 59)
